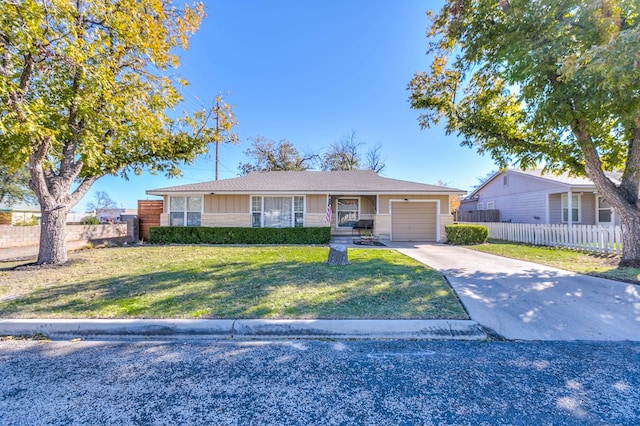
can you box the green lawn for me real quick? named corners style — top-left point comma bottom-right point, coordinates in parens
top-left (0, 246), bottom-right (467, 320)
top-left (467, 240), bottom-right (640, 283)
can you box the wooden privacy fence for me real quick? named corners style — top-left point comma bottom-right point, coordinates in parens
top-left (456, 209), bottom-right (500, 222)
top-left (462, 222), bottom-right (623, 255)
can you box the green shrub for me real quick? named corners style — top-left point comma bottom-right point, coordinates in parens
top-left (445, 224), bottom-right (488, 245)
top-left (81, 216), bottom-right (100, 225)
top-left (148, 226), bottom-right (332, 245)
top-left (14, 216), bottom-right (39, 226)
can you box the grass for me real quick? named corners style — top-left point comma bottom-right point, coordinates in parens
top-left (0, 245), bottom-right (467, 320)
top-left (466, 240), bottom-right (640, 284)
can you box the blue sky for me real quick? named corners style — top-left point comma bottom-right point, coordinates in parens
top-left (78, 0), bottom-right (497, 211)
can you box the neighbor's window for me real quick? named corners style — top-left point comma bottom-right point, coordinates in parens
top-left (477, 202), bottom-right (485, 211)
top-left (597, 197), bottom-right (613, 224)
top-left (337, 198), bottom-right (359, 227)
top-left (486, 201), bottom-right (495, 210)
top-left (251, 196), bottom-right (305, 228)
top-left (561, 194), bottom-right (580, 223)
top-left (170, 196), bottom-right (202, 226)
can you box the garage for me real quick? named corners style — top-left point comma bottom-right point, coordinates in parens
top-left (391, 202), bottom-right (438, 242)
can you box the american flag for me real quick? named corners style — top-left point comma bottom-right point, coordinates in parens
top-left (325, 196), bottom-right (332, 223)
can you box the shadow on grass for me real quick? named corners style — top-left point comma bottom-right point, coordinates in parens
top-left (0, 257), bottom-right (467, 320)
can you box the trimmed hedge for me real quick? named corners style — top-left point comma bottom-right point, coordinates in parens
top-left (148, 226), bottom-right (332, 245)
top-left (445, 224), bottom-right (489, 245)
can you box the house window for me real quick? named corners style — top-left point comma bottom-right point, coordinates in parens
top-left (477, 202), bottom-right (485, 211)
top-left (561, 194), bottom-right (581, 223)
top-left (486, 201), bottom-right (495, 210)
top-left (503, 175), bottom-right (509, 186)
top-left (251, 196), bottom-right (305, 228)
top-left (169, 196), bottom-right (201, 226)
top-left (337, 198), bottom-right (359, 227)
top-left (597, 197), bottom-right (613, 224)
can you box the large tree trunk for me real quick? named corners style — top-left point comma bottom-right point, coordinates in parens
top-left (37, 206), bottom-right (70, 264)
top-left (618, 211), bottom-right (640, 267)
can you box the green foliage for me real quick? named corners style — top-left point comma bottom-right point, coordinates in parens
top-left (445, 224), bottom-right (488, 245)
top-left (0, 0), bottom-right (209, 264)
top-left (409, 0), bottom-right (640, 262)
top-left (149, 226), bottom-right (332, 245)
top-left (81, 216), bottom-right (100, 225)
top-left (0, 164), bottom-right (36, 207)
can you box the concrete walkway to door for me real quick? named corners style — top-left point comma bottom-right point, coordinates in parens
top-left (392, 243), bottom-right (640, 341)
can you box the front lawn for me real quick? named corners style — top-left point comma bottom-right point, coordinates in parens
top-left (0, 246), bottom-right (467, 319)
top-left (467, 240), bottom-right (640, 284)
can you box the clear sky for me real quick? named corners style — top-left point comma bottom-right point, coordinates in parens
top-left (77, 0), bottom-right (498, 211)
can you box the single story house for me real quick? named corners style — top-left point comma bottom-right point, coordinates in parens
top-left (459, 169), bottom-right (620, 226)
top-left (146, 170), bottom-right (465, 242)
top-left (0, 201), bottom-right (41, 225)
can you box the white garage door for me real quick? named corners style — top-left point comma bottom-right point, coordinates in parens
top-left (391, 202), bottom-right (438, 242)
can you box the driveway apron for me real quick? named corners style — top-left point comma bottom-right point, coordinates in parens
top-left (392, 243), bottom-right (640, 341)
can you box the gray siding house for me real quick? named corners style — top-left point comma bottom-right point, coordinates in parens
top-left (459, 169), bottom-right (619, 226)
top-left (146, 170), bottom-right (465, 242)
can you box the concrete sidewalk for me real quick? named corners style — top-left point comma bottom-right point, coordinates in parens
top-left (0, 318), bottom-right (487, 341)
top-left (394, 243), bottom-right (640, 341)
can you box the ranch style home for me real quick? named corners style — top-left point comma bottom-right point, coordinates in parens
top-left (460, 168), bottom-right (622, 226)
top-left (146, 170), bottom-right (465, 242)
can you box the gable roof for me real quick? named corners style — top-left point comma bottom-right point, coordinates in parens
top-left (466, 168), bottom-right (621, 200)
top-left (146, 170), bottom-right (465, 195)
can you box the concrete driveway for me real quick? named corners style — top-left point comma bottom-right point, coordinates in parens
top-left (393, 243), bottom-right (640, 341)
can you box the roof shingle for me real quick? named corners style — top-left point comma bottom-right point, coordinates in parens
top-left (146, 170), bottom-right (464, 195)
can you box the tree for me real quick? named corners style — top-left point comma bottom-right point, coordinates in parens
top-left (321, 131), bottom-right (386, 173)
top-left (408, 1), bottom-right (640, 266)
top-left (0, 0), bottom-right (210, 264)
top-left (0, 164), bottom-right (35, 206)
top-left (238, 137), bottom-right (318, 175)
top-left (364, 142), bottom-right (386, 174)
top-left (85, 191), bottom-right (118, 212)
top-left (321, 131), bottom-right (361, 171)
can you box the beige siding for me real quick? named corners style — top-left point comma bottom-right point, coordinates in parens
top-left (306, 195), bottom-right (327, 214)
top-left (379, 194), bottom-right (449, 214)
top-left (375, 215), bottom-right (391, 240)
top-left (205, 194), bottom-right (249, 214)
top-left (391, 202), bottom-right (437, 242)
top-left (305, 213), bottom-right (328, 227)
top-left (440, 214), bottom-right (454, 242)
top-left (201, 213), bottom-right (249, 227)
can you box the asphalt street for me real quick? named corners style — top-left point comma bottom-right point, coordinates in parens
top-left (1, 339), bottom-right (639, 425)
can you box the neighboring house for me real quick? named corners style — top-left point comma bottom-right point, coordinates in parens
top-left (93, 208), bottom-right (138, 224)
top-left (146, 170), bottom-right (465, 242)
top-left (460, 169), bottom-right (620, 226)
top-left (0, 201), bottom-right (41, 225)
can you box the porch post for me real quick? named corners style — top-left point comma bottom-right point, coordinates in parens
top-left (545, 193), bottom-right (550, 224)
top-left (567, 190), bottom-right (573, 227)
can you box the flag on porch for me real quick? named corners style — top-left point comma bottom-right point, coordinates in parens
top-left (325, 196), bottom-right (332, 223)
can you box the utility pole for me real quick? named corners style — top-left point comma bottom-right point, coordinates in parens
top-left (215, 97), bottom-right (220, 181)
top-left (207, 94), bottom-right (238, 181)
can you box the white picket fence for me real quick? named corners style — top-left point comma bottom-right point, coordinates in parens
top-left (462, 222), bottom-right (623, 255)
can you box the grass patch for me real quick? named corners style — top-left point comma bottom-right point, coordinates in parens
top-left (467, 240), bottom-right (640, 284)
top-left (0, 246), bottom-right (466, 320)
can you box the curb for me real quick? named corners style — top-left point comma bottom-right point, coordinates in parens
top-left (0, 319), bottom-right (487, 341)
